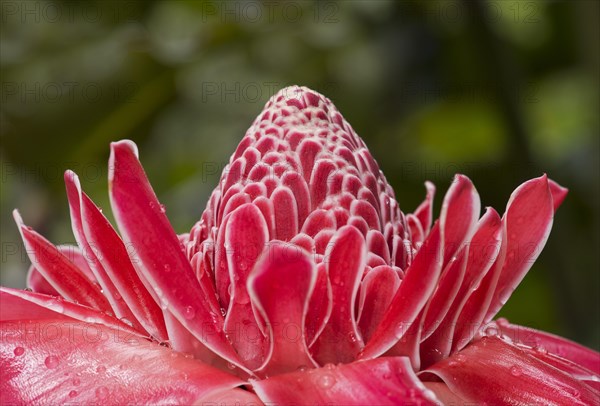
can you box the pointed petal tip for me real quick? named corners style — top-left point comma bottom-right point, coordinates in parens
top-left (548, 179), bottom-right (569, 211)
top-left (110, 139), bottom-right (139, 156)
top-left (12, 208), bottom-right (23, 227)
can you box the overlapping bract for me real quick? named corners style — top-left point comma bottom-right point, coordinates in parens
top-left (2, 86), bottom-right (598, 405)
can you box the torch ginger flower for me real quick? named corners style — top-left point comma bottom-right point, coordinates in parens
top-left (2, 86), bottom-right (599, 405)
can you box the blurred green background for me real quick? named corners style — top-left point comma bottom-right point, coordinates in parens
top-left (1, 0), bottom-right (598, 350)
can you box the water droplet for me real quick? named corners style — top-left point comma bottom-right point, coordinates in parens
top-left (485, 326), bottom-right (499, 337)
top-left (183, 306), bottom-right (195, 320)
top-left (120, 318), bottom-right (134, 328)
top-left (534, 345), bottom-right (547, 355)
top-left (96, 386), bottom-right (109, 399)
top-left (73, 378), bottom-right (80, 386)
top-left (220, 307), bottom-right (227, 317)
top-left (448, 361), bottom-right (459, 367)
top-left (159, 204), bottom-right (166, 213)
top-left (148, 201), bottom-right (156, 210)
top-left (509, 365), bottom-right (522, 376)
top-left (236, 294), bottom-right (250, 305)
top-left (227, 363), bottom-right (236, 370)
top-left (68, 390), bottom-right (78, 398)
top-left (238, 261), bottom-right (248, 271)
top-left (96, 365), bottom-right (106, 374)
top-left (318, 373), bottom-right (336, 389)
top-left (13, 347), bottom-right (24, 356)
top-left (160, 297), bottom-right (169, 310)
top-left (45, 355), bottom-right (59, 369)
top-left (297, 365), bottom-right (308, 372)
top-left (48, 298), bottom-right (64, 313)
top-left (324, 363), bottom-right (335, 370)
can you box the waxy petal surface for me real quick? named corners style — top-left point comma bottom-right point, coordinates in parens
top-left (422, 336), bottom-right (599, 405)
top-left (65, 170), bottom-right (167, 341)
top-left (0, 321), bottom-right (242, 405)
top-left (312, 226), bottom-right (366, 364)
top-left (253, 357), bottom-right (438, 405)
top-left (249, 243), bottom-right (318, 376)
top-left (360, 224), bottom-right (442, 360)
top-left (485, 175), bottom-right (554, 322)
top-left (13, 211), bottom-right (111, 313)
top-left (108, 140), bottom-right (243, 369)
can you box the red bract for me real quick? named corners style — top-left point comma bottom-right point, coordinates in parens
top-left (2, 86), bottom-right (598, 405)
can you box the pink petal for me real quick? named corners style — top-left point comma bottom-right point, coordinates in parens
top-left (108, 140), bottom-right (243, 370)
top-left (549, 179), bottom-right (568, 211)
top-left (223, 204), bottom-right (269, 368)
top-left (26, 245), bottom-right (96, 297)
top-left (13, 210), bottom-right (111, 313)
top-left (357, 265), bottom-right (400, 343)
top-left (311, 226), bottom-right (366, 364)
top-left (422, 336), bottom-right (599, 405)
top-left (26, 266), bottom-right (59, 296)
top-left (0, 320), bottom-right (242, 404)
top-left (249, 243), bottom-right (318, 376)
top-left (65, 170), bottom-right (166, 340)
top-left (305, 262), bottom-right (332, 347)
top-left (420, 208), bottom-right (502, 368)
top-left (281, 170), bottom-right (311, 226)
top-left (450, 216), bottom-right (506, 352)
top-left (271, 186), bottom-right (298, 241)
top-left (440, 174), bottom-right (481, 263)
top-left (412, 181), bottom-right (436, 235)
top-left (1, 287), bottom-right (139, 336)
top-left (309, 159), bottom-right (337, 209)
top-left (252, 357), bottom-right (438, 405)
top-left (420, 250), bottom-right (468, 341)
top-left (197, 388), bottom-right (264, 405)
top-left (360, 223), bottom-right (443, 360)
top-left (496, 319), bottom-right (600, 376)
top-left (485, 175), bottom-right (554, 322)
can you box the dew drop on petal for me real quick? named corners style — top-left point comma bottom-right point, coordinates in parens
top-left (96, 386), bottom-right (109, 399)
top-left (227, 362), bottom-right (236, 370)
top-left (120, 318), bottom-right (134, 328)
top-left (297, 365), bottom-right (308, 372)
top-left (13, 347), bottom-right (24, 356)
top-left (159, 204), bottom-right (166, 213)
top-left (534, 345), bottom-right (547, 355)
top-left (68, 390), bottom-right (78, 398)
top-left (163, 264), bottom-right (171, 273)
top-left (318, 373), bottom-right (336, 389)
top-left (96, 365), bottom-right (106, 374)
top-left (160, 297), bottom-right (169, 310)
top-left (509, 365), bottom-right (522, 376)
top-left (45, 355), bottom-right (59, 369)
top-left (73, 378), bottom-right (80, 386)
top-left (485, 326), bottom-right (499, 337)
top-left (183, 306), bottom-right (196, 320)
